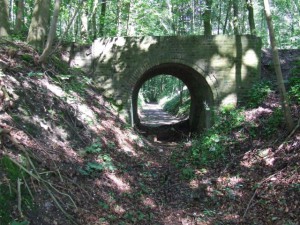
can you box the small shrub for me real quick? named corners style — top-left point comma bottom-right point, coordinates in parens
top-left (180, 167), bottom-right (195, 180)
top-left (289, 76), bottom-right (300, 103)
top-left (187, 107), bottom-right (245, 167)
top-left (262, 108), bottom-right (283, 137)
top-left (246, 80), bottom-right (272, 108)
top-left (79, 155), bottom-right (116, 176)
top-left (84, 140), bottom-right (102, 153)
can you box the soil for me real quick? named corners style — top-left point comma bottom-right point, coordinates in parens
top-left (0, 40), bottom-right (299, 225)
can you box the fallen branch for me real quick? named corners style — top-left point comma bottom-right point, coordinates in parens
top-left (1, 129), bottom-right (79, 224)
top-left (17, 178), bottom-right (23, 218)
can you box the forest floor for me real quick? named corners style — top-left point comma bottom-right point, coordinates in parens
top-left (0, 40), bottom-right (299, 225)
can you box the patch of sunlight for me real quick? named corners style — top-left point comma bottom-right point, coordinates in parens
top-left (42, 80), bottom-right (65, 97)
top-left (210, 54), bottom-right (231, 68)
top-left (213, 36), bottom-right (236, 55)
top-left (93, 39), bottom-right (118, 62)
top-left (139, 37), bottom-right (158, 51)
top-left (113, 204), bottom-right (126, 214)
top-left (217, 176), bottom-right (244, 188)
top-left (32, 115), bottom-right (51, 131)
top-left (76, 103), bottom-right (96, 123)
top-left (243, 49), bottom-right (259, 68)
top-left (42, 80), bottom-right (97, 126)
top-left (115, 37), bottom-right (126, 46)
top-left (105, 172), bottom-right (131, 193)
top-left (189, 179), bottom-right (199, 189)
top-left (141, 196), bottom-right (157, 209)
top-left (114, 62), bottom-right (126, 73)
top-left (220, 93), bottom-right (237, 107)
top-left (103, 78), bottom-right (113, 89)
top-left (241, 148), bottom-right (275, 168)
top-left (117, 145), bottom-right (137, 156)
top-left (241, 64), bottom-right (248, 81)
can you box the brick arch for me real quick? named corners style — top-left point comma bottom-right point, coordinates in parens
top-left (129, 62), bottom-right (214, 132)
top-left (69, 35), bottom-right (261, 132)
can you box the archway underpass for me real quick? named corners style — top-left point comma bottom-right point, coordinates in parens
top-left (68, 35), bottom-right (262, 140)
top-left (131, 63), bottom-right (214, 141)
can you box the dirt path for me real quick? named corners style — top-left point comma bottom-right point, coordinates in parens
top-left (140, 103), bottom-right (183, 127)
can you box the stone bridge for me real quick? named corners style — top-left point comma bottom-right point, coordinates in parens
top-left (67, 35), bottom-right (261, 132)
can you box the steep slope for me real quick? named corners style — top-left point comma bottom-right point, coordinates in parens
top-left (0, 40), bottom-right (299, 225)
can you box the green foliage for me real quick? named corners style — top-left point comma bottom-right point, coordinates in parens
top-left (246, 80), bottom-right (272, 108)
top-left (262, 108), bottom-right (283, 137)
top-left (51, 72), bottom-right (91, 97)
top-left (84, 140), bottom-right (102, 153)
top-left (79, 140), bottom-right (116, 176)
top-left (188, 107), bottom-right (245, 167)
top-left (163, 89), bottom-right (190, 117)
top-left (0, 156), bottom-right (32, 224)
top-left (288, 75), bottom-right (300, 103)
top-left (11, 221), bottom-right (30, 225)
top-left (180, 167), bottom-right (195, 180)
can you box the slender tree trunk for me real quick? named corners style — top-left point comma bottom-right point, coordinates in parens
top-left (91, 0), bottom-right (98, 40)
top-left (217, 1), bottom-right (222, 34)
top-left (232, 0), bottom-right (239, 34)
top-left (15, 0), bottom-right (24, 32)
top-left (223, 0), bottom-right (231, 34)
top-left (0, 0), bottom-right (10, 37)
top-left (191, 0), bottom-right (195, 34)
top-left (126, 0), bottom-right (133, 36)
top-left (80, 1), bottom-right (88, 41)
top-left (99, 0), bottom-right (107, 36)
top-left (246, 0), bottom-right (256, 35)
top-left (263, 0), bottom-right (294, 131)
top-left (203, 0), bottom-right (212, 35)
top-left (39, 0), bottom-right (61, 63)
top-left (27, 0), bottom-right (51, 50)
top-left (116, 0), bottom-right (122, 36)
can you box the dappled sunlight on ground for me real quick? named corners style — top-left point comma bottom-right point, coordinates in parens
top-left (0, 41), bottom-right (299, 224)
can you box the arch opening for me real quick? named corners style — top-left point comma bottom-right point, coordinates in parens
top-left (131, 63), bottom-right (214, 141)
top-left (138, 74), bottom-right (191, 127)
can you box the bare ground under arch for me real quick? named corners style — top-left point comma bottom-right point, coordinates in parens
top-left (138, 103), bottom-right (190, 141)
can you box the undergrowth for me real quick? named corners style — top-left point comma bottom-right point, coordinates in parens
top-left (0, 156), bottom-right (32, 225)
top-left (246, 80), bottom-right (272, 108)
top-left (172, 80), bottom-right (292, 180)
top-left (162, 89), bottom-right (190, 117)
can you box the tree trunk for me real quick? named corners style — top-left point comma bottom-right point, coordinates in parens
top-left (38, 0), bottom-right (61, 63)
top-left (217, 1), bottom-right (222, 34)
top-left (116, 0), bottom-right (122, 36)
top-left (203, 0), bottom-right (212, 35)
top-left (223, 0), bottom-right (231, 34)
top-left (263, 0), bottom-right (294, 131)
top-left (99, 0), bottom-right (107, 37)
top-left (246, 0), bottom-right (256, 35)
top-left (15, 0), bottom-right (24, 32)
top-left (80, 1), bottom-right (89, 41)
top-left (91, 0), bottom-right (98, 40)
top-left (232, 0), bottom-right (239, 35)
top-left (0, 0), bottom-right (10, 37)
top-left (27, 0), bottom-right (51, 50)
